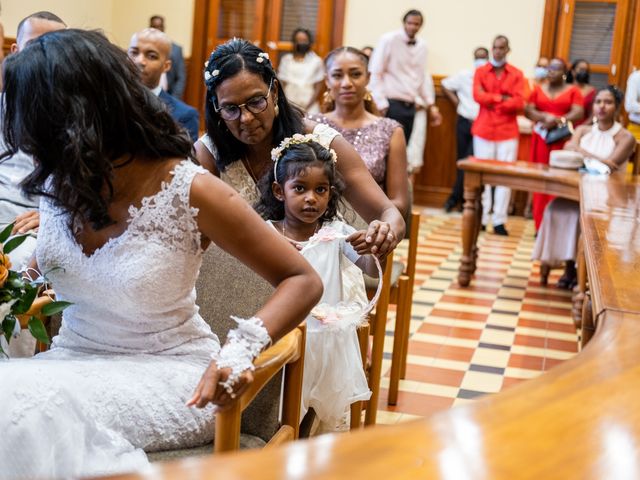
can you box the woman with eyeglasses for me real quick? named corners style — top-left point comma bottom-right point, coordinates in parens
top-left (195, 39), bottom-right (405, 255)
top-left (524, 57), bottom-right (584, 231)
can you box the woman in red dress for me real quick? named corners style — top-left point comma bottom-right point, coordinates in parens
top-left (524, 58), bottom-right (584, 231)
top-left (567, 59), bottom-right (596, 126)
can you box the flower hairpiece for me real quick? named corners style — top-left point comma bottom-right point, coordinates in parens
top-left (203, 68), bottom-right (220, 83)
top-left (256, 52), bottom-right (270, 64)
top-left (271, 133), bottom-right (338, 180)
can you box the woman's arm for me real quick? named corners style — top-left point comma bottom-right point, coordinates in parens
top-left (385, 126), bottom-right (410, 219)
top-left (564, 125), bottom-right (590, 152)
top-left (565, 103), bottom-right (584, 124)
top-left (194, 140), bottom-right (220, 177)
top-left (304, 120), bottom-right (405, 256)
top-left (188, 173), bottom-right (322, 407)
top-left (599, 130), bottom-right (636, 170)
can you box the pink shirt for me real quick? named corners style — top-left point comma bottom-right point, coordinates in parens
top-left (368, 29), bottom-right (435, 111)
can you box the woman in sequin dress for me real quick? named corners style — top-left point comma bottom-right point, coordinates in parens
top-left (308, 47), bottom-right (409, 218)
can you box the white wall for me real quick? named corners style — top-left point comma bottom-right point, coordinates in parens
top-left (110, 0), bottom-right (195, 56)
top-left (3, 0), bottom-right (544, 76)
top-left (2, 0), bottom-right (113, 39)
top-left (2, 0), bottom-right (194, 56)
top-left (343, 0), bottom-right (546, 77)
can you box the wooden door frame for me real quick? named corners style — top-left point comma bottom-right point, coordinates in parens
top-left (539, 0), bottom-right (637, 85)
top-left (185, 0), bottom-right (346, 127)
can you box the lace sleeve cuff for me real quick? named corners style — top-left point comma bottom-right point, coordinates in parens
top-left (212, 316), bottom-right (272, 395)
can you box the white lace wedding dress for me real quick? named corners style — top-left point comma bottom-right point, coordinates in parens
top-left (0, 161), bottom-right (221, 479)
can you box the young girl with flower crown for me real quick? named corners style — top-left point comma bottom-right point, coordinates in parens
top-left (256, 134), bottom-right (381, 432)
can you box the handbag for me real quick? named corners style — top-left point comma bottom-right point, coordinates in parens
top-left (545, 121), bottom-right (574, 145)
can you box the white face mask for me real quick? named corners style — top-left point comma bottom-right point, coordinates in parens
top-left (534, 66), bottom-right (548, 79)
top-left (490, 58), bottom-right (506, 68)
top-left (474, 58), bottom-right (488, 69)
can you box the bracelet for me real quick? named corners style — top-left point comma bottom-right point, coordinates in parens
top-left (212, 316), bottom-right (272, 397)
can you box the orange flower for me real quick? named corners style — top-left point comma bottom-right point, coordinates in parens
top-left (0, 253), bottom-right (11, 269)
top-left (0, 264), bottom-right (8, 288)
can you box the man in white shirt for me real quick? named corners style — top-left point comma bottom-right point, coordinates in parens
top-left (624, 69), bottom-right (640, 141)
top-left (442, 47), bottom-right (489, 212)
top-left (369, 9), bottom-right (442, 142)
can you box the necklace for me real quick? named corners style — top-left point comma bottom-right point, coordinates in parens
top-left (242, 156), bottom-right (261, 184)
top-left (280, 219), bottom-right (320, 243)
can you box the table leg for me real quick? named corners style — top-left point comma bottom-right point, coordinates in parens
top-left (459, 184), bottom-right (481, 287)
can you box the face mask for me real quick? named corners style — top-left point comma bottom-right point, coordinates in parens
top-left (534, 66), bottom-right (548, 80)
top-left (490, 58), bottom-right (506, 68)
top-left (294, 43), bottom-right (311, 55)
top-left (474, 59), bottom-right (488, 69)
top-left (576, 71), bottom-right (590, 84)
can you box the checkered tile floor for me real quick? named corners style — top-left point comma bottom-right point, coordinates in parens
top-left (374, 208), bottom-right (579, 424)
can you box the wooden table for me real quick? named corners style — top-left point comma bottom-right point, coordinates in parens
top-left (457, 158), bottom-right (580, 287)
top-left (107, 309), bottom-right (640, 480)
top-left (580, 173), bottom-right (640, 318)
top-left (101, 164), bottom-right (640, 480)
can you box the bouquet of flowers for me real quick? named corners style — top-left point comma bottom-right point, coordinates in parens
top-left (0, 223), bottom-right (70, 358)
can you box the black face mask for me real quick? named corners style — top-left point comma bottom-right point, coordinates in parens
top-left (576, 71), bottom-right (590, 84)
top-left (294, 43), bottom-right (311, 55)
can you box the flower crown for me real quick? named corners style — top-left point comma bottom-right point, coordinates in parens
top-left (271, 133), bottom-right (338, 180)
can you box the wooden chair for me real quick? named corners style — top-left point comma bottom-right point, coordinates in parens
top-left (30, 246), bottom-right (307, 459)
top-left (630, 140), bottom-right (640, 175)
top-left (387, 211), bottom-right (421, 406)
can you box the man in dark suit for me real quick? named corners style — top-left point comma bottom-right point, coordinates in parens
top-left (149, 15), bottom-right (186, 99)
top-left (128, 28), bottom-right (198, 142)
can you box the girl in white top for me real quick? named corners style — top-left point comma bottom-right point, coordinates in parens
top-left (533, 86), bottom-right (635, 288)
top-left (195, 38), bottom-right (405, 257)
top-left (256, 135), bottom-right (381, 432)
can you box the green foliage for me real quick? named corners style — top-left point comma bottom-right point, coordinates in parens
top-left (0, 224), bottom-right (71, 353)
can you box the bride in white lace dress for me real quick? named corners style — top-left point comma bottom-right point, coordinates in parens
top-left (0, 29), bottom-right (322, 479)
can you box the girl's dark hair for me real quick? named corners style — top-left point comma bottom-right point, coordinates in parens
top-left (566, 59), bottom-right (589, 83)
top-left (203, 38), bottom-right (305, 172)
top-left (291, 27), bottom-right (313, 44)
top-left (597, 85), bottom-right (624, 108)
top-left (1, 28), bottom-right (193, 231)
top-left (322, 46), bottom-right (379, 115)
top-left (255, 141), bottom-right (345, 222)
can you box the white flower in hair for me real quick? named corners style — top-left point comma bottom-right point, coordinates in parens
top-left (257, 52), bottom-right (270, 63)
top-left (212, 69), bottom-right (220, 77)
top-left (256, 57), bottom-right (264, 63)
top-left (204, 70), bottom-right (212, 81)
top-left (271, 133), bottom-right (338, 181)
top-left (204, 60), bottom-right (209, 68)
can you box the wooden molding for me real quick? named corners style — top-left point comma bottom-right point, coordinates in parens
top-left (539, 0), bottom-right (560, 58)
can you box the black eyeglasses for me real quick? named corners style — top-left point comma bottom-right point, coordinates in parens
top-left (214, 79), bottom-right (274, 121)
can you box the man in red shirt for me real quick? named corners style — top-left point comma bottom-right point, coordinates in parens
top-left (472, 35), bottom-right (524, 236)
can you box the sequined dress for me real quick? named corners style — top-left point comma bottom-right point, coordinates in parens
top-left (308, 114), bottom-right (401, 188)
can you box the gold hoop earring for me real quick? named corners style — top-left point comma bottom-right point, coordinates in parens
top-left (274, 105), bottom-right (280, 117)
top-left (322, 90), bottom-right (334, 104)
top-left (364, 90), bottom-right (373, 102)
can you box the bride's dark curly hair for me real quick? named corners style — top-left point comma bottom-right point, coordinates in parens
top-left (1, 28), bottom-right (194, 231)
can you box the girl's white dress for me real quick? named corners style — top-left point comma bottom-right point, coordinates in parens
top-left (268, 219), bottom-right (371, 430)
top-left (0, 161), bottom-right (220, 478)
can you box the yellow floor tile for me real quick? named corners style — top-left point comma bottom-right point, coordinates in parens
top-left (460, 371), bottom-right (504, 393)
top-left (470, 348), bottom-right (511, 368)
top-left (479, 329), bottom-right (516, 346)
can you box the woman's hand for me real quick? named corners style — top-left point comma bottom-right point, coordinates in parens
top-left (356, 220), bottom-right (399, 257)
top-left (542, 113), bottom-right (559, 130)
top-left (12, 210), bottom-right (40, 234)
top-left (187, 361), bottom-right (254, 410)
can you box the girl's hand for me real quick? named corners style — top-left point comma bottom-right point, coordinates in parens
top-left (187, 361), bottom-right (254, 410)
top-left (356, 220), bottom-right (399, 257)
top-left (347, 230), bottom-right (373, 255)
